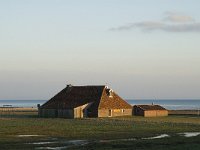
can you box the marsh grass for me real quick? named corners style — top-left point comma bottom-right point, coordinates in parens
top-left (0, 113), bottom-right (200, 149)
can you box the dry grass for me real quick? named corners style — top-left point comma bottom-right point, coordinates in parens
top-left (0, 107), bottom-right (37, 112)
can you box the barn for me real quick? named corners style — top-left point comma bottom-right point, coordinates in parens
top-left (38, 85), bottom-right (132, 118)
top-left (133, 105), bottom-right (168, 117)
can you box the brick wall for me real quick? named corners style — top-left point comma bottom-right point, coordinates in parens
top-left (133, 106), bottom-right (168, 117)
top-left (98, 109), bottom-right (132, 117)
top-left (144, 110), bottom-right (168, 117)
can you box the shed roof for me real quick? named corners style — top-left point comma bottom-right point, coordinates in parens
top-left (135, 105), bottom-right (167, 111)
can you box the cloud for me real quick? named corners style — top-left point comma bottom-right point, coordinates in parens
top-left (111, 22), bottom-right (200, 32)
top-left (162, 23), bottom-right (200, 32)
top-left (164, 12), bottom-right (195, 23)
top-left (110, 12), bottom-right (200, 33)
top-left (110, 22), bottom-right (164, 31)
top-left (134, 21), bottom-right (165, 30)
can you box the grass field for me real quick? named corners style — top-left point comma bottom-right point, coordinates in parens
top-left (0, 113), bottom-right (200, 149)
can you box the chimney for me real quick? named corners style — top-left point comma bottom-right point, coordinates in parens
top-left (66, 84), bottom-right (73, 88)
top-left (106, 88), bottom-right (113, 97)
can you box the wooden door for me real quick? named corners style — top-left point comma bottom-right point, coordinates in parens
top-left (109, 109), bottom-right (112, 117)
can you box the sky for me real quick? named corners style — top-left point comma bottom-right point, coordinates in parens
top-left (0, 0), bottom-right (200, 100)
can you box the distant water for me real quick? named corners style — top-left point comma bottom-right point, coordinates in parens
top-left (0, 100), bottom-right (46, 108)
top-left (127, 100), bottom-right (200, 110)
top-left (0, 99), bottom-right (200, 110)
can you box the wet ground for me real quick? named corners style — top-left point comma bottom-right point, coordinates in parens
top-left (16, 132), bottom-right (200, 150)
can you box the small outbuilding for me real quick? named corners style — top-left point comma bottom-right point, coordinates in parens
top-left (133, 105), bottom-right (168, 117)
top-left (39, 85), bottom-right (132, 118)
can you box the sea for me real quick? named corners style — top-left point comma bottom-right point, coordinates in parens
top-left (0, 100), bottom-right (200, 110)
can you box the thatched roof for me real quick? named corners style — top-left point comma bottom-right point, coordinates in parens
top-left (41, 85), bottom-right (132, 110)
top-left (135, 105), bottom-right (167, 111)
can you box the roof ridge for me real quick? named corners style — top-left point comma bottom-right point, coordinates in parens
top-left (135, 105), bottom-right (166, 110)
top-left (136, 105), bottom-right (146, 111)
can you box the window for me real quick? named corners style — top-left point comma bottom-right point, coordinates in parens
top-left (122, 109), bottom-right (125, 113)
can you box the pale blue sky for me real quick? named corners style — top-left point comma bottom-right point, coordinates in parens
top-left (0, 0), bottom-right (200, 99)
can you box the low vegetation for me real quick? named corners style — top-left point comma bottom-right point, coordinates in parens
top-left (0, 112), bottom-right (200, 149)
